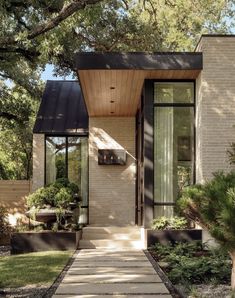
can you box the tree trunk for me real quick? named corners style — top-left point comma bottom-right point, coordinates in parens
top-left (229, 251), bottom-right (235, 290)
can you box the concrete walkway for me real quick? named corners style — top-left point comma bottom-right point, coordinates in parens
top-left (52, 249), bottom-right (172, 298)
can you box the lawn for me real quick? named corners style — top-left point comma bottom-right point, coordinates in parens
top-left (0, 250), bottom-right (73, 288)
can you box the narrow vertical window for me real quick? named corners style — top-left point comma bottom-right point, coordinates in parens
top-left (46, 136), bottom-right (66, 185)
top-left (154, 82), bottom-right (194, 218)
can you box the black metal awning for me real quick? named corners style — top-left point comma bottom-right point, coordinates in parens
top-left (33, 80), bottom-right (88, 134)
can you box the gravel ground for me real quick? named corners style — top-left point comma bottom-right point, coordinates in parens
top-left (175, 284), bottom-right (232, 297)
top-left (0, 285), bottom-right (49, 298)
top-left (0, 246), bottom-right (11, 257)
top-left (189, 284), bottom-right (232, 298)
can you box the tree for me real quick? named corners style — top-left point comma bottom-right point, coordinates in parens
top-left (0, 84), bottom-right (38, 179)
top-left (0, 0), bottom-right (235, 179)
top-left (177, 171), bottom-right (235, 290)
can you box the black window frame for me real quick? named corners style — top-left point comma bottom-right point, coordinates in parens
top-left (44, 133), bottom-right (88, 186)
top-left (153, 79), bottom-right (196, 209)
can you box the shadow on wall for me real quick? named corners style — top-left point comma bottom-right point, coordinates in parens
top-left (0, 180), bottom-right (29, 226)
top-left (89, 122), bottom-right (136, 226)
top-left (196, 38), bottom-right (235, 183)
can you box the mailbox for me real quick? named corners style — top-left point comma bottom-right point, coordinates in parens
top-left (98, 149), bottom-right (126, 165)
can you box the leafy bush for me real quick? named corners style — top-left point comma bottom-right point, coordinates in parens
top-left (152, 216), bottom-right (188, 230)
top-left (151, 242), bottom-right (230, 285)
top-left (0, 206), bottom-right (11, 237)
top-left (26, 179), bottom-right (79, 209)
top-left (55, 188), bottom-right (73, 208)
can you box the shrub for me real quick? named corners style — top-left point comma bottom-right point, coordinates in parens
top-left (26, 179), bottom-right (79, 209)
top-left (151, 216), bottom-right (188, 230)
top-left (177, 171), bottom-right (235, 289)
top-left (27, 186), bottom-right (58, 208)
top-left (55, 187), bottom-right (73, 208)
top-left (151, 242), bottom-right (230, 285)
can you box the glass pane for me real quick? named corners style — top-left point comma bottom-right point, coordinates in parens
top-left (46, 137), bottom-right (66, 185)
top-left (68, 137), bottom-right (81, 186)
top-left (68, 137), bottom-right (88, 225)
top-left (154, 82), bottom-right (194, 103)
top-left (154, 205), bottom-right (174, 218)
top-left (154, 107), bottom-right (194, 217)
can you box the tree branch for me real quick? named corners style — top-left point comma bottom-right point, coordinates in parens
top-left (0, 112), bottom-right (24, 123)
top-left (28, 0), bottom-right (101, 40)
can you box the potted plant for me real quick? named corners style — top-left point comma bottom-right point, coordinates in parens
top-left (25, 178), bottom-right (80, 229)
top-left (147, 216), bottom-right (202, 246)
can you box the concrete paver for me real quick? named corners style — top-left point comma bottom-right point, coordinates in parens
top-left (53, 296), bottom-right (172, 298)
top-left (53, 249), bottom-right (172, 297)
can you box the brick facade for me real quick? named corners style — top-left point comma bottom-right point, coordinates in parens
top-left (196, 36), bottom-right (235, 183)
top-left (89, 117), bottom-right (136, 226)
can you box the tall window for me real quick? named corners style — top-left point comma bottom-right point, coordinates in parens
top-left (45, 136), bottom-right (88, 224)
top-left (154, 82), bottom-right (194, 218)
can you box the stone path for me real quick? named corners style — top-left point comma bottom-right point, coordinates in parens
top-left (52, 249), bottom-right (172, 298)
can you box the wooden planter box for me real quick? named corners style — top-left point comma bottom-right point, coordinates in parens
top-left (147, 229), bottom-right (202, 246)
top-left (11, 231), bottom-right (82, 254)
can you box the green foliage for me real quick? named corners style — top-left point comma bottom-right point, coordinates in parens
top-left (227, 143), bottom-right (235, 165)
top-left (0, 251), bottom-right (73, 288)
top-left (0, 0), bottom-right (235, 180)
top-left (55, 188), bottom-right (73, 208)
top-left (0, 206), bottom-right (11, 237)
top-left (26, 179), bottom-right (78, 209)
top-left (0, 85), bottom-right (39, 180)
top-left (177, 171), bottom-right (235, 251)
top-left (152, 216), bottom-right (188, 230)
top-left (151, 242), bottom-right (230, 285)
top-left (151, 241), bottom-right (204, 259)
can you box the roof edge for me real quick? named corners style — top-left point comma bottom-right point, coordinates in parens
top-left (75, 52), bottom-right (202, 71)
top-left (195, 34), bottom-right (235, 51)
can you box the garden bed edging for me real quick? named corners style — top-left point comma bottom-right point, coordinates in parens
top-left (11, 230), bottom-right (82, 254)
top-left (147, 229), bottom-right (202, 246)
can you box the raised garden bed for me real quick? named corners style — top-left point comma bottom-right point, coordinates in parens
top-left (148, 241), bottom-right (231, 297)
top-left (11, 231), bottom-right (82, 254)
top-left (147, 229), bottom-right (202, 246)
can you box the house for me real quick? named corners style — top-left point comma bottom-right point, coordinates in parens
top-left (32, 35), bottom-right (235, 248)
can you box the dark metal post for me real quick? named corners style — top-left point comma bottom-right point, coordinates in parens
top-left (143, 80), bottom-right (154, 228)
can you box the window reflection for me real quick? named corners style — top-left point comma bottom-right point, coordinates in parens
top-left (45, 136), bottom-right (88, 224)
top-left (46, 137), bottom-right (66, 185)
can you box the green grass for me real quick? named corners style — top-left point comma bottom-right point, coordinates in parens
top-left (0, 250), bottom-right (73, 288)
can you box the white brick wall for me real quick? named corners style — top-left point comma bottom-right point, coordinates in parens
top-left (196, 37), bottom-right (235, 183)
top-left (89, 117), bottom-right (136, 226)
top-left (32, 134), bottom-right (44, 191)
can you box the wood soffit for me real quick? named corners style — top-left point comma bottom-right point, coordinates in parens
top-left (78, 69), bottom-right (201, 117)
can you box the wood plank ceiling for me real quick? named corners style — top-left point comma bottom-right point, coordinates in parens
top-left (78, 69), bottom-right (201, 117)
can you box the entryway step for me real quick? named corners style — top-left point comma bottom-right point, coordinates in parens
top-left (82, 232), bottom-right (140, 240)
top-left (79, 239), bottom-right (144, 249)
top-left (82, 226), bottom-right (140, 234)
